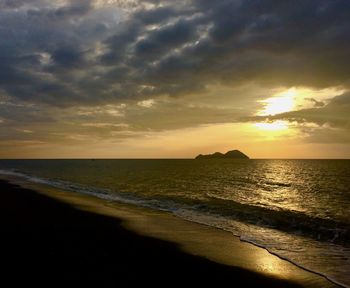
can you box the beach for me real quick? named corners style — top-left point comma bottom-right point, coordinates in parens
top-left (0, 176), bottom-right (339, 288)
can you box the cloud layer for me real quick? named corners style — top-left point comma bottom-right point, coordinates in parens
top-left (1, 0), bottom-right (350, 156)
top-left (1, 0), bottom-right (350, 106)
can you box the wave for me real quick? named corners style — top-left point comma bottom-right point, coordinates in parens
top-left (202, 194), bottom-right (350, 246)
top-left (176, 210), bottom-right (350, 288)
top-left (0, 169), bottom-right (183, 212)
top-left (2, 169), bottom-right (349, 245)
top-left (1, 169), bottom-right (349, 288)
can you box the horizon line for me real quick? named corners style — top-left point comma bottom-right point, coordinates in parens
top-left (0, 158), bottom-right (349, 160)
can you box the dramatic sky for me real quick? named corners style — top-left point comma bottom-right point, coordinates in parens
top-left (1, 0), bottom-right (350, 158)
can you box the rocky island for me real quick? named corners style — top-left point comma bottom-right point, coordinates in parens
top-left (195, 150), bottom-right (249, 159)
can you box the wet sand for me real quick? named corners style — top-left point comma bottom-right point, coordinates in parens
top-left (0, 177), bottom-right (339, 287)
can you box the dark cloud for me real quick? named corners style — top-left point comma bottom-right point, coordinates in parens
top-left (1, 0), bottom-right (350, 107)
top-left (0, 0), bottom-right (36, 9)
top-left (134, 19), bottom-right (200, 60)
top-left (1, 0), bottom-right (350, 153)
top-left (305, 98), bottom-right (325, 108)
top-left (51, 46), bottom-right (86, 68)
top-left (0, 101), bottom-right (55, 123)
top-left (134, 5), bottom-right (180, 25)
top-left (26, 1), bottom-right (92, 19)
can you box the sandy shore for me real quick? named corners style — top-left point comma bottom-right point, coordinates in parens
top-left (0, 177), bottom-right (339, 287)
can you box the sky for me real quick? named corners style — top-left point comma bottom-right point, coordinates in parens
top-left (0, 0), bottom-right (350, 158)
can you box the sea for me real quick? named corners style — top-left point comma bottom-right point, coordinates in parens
top-left (0, 159), bottom-right (349, 287)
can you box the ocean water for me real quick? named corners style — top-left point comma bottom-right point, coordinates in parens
top-left (0, 159), bottom-right (349, 287)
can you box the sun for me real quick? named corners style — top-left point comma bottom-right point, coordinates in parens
top-left (252, 88), bottom-right (298, 132)
top-left (257, 88), bottom-right (296, 116)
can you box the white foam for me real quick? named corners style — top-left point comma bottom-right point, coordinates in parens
top-left (175, 209), bottom-right (350, 288)
top-left (0, 169), bottom-right (349, 288)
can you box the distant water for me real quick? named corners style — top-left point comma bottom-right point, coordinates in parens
top-left (0, 159), bottom-right (349, 287)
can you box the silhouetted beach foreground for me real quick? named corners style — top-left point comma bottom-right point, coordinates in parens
top-left (0, 178), bottom-right (339, 288)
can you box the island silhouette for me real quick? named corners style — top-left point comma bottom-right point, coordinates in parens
top-left (195, 150), bottom-right (249, 159)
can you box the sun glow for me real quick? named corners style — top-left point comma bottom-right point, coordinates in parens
top-left (252, 87), bottom-right (344, 133)
top-left (253, 88), bottom-right (297, 132)
top-left (254, 120), bottom-right (289, 131)
top-left (258, 88), bottom-right (296, 116)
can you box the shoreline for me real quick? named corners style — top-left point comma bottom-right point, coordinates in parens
top-left (0, 175), bottom-right (340, 287)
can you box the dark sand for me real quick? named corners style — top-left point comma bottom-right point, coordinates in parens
top-left (0, 179), bottom-right (339, 287)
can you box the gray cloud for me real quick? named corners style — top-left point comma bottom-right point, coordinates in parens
top-left (0, 0), bottom-right (37, 9)
top-left (305, 98), bottom-right (325, 108)
top-left (1, 0), bottom-right (350, 152)
top-left (1, 0), bottom-right (349, 107)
